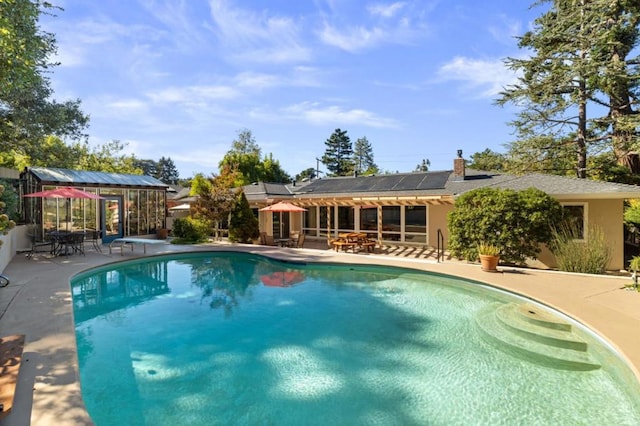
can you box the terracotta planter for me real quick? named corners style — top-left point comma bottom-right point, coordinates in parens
top-left (157, 228), bottom-right (169, 239)
top-left (479, 254), bottom-right (500, 272)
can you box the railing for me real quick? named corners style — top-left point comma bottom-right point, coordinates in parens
top-left (436, 229), bottom-right (444, 263)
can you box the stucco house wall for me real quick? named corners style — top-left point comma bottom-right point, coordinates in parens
top-left (428, 204), bottom-right (451, 248)
top-left (590, 199), bottom-right (624, 270)
top-left (533, 198), bottom-right (624, 271)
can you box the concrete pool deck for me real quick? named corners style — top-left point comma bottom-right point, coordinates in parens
top-left (0, 241), bottom-right (639, 425)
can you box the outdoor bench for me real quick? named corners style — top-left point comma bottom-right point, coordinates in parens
top-left (330, 239), bottom-right (357, 252)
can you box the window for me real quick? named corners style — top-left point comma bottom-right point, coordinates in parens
top-left (360, 207), bottom-right (377, 231)
top-left (405, 205), bottom-right (427, 243)
top-left (382, 206), bottom-right (401, 241)
top-left (337, 206), bottom-right (354, 231)
top-left (562, 203), bottom-right (587, 240)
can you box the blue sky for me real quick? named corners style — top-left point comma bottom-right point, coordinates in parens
top-left (42, 0), bottom-right (542, 180)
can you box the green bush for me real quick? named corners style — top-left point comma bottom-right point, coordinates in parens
top-left (448, 187), bottom-right (563, 264)
top-left (228, 191), bottom-right (259, 243)
top-left (171, 217), bottom-right (210, 244)
top-left (551, 223), bottom-right (611, 274)
top-left (0, 179), bottom-right (19, 222)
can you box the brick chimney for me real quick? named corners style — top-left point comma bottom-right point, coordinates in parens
top-left (453, 149), bottom-right (465, 181)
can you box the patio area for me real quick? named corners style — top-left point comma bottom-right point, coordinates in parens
top-left (0, 240), bottom-right (639, 425)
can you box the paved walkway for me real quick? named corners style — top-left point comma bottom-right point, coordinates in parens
top-left (0, 240), bottom-right (639, 425)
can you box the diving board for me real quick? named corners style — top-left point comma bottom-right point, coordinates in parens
top-left (109, 237), bottom-right (166, 255)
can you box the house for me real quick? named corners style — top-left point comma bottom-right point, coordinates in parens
top-left (244, 154), bottom-right (640, 270)
top-left (21, 167), bottom-right (168, 244)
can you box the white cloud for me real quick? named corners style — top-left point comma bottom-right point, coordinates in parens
top-left (234, 72), bottom-right (281, 89)
top-left (318, 24), bottom-right (387, 52)
top-left (138, 0), bottom-right (209, 50)
top-left (317, 1), bottom-right (427, 53)
top-left (367, 2), bottom-right (406, 18)
top-left (146, 85), bottom-right (239, 105)
top-left (283, 102), bottom-right (399, 128)
top-left (437, 56), bottom-right (518, 98)
top-left (105, 99), bottom-right (148, 111)
top-left (207, 0), bottom-right (311, 63)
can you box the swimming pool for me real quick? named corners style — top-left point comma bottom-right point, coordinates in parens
top-left (71, 252), bottom-right (640, 425)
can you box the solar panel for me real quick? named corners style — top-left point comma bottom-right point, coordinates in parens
top-left (299, 172), bottom-right (449, 194)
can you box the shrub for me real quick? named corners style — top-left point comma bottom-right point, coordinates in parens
top-left (229, 191), bottom-right (259, 243)
top-left (0, 179), bottom-right (19, 222)
top-left (448, 187), bottom-right (563, 264)
top-left (171, 217), bottom-right (210, 244)
top-left (551, 223), bottom-right (612, 274)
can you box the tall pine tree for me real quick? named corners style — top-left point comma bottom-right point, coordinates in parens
top-left (321, 128), bottom-right (353, 176)
top-left (353, 136), bottom-right (378, 175)
top-left (157, 156), bottom-right (180, 184)
top-left (497, 0), bottom-right (640, 179)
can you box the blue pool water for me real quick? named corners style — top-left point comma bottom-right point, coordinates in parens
top-left (71, 252), bottom-right (640, 425)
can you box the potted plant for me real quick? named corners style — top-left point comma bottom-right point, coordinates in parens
top-left (478, 243), bottom-right (501, 272)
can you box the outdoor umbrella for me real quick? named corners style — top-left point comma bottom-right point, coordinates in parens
top-left (24, 187), bottom-right (104, 231)
top-left (259, 201), bottom-right (307, 238)
top-left (259, 201), bottom-right (307, 213)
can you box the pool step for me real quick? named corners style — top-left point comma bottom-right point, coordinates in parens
top-left (475, 303), bottom-right (601, 371)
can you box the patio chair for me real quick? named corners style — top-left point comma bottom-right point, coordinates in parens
top-left (26, 232), bottom-right (53, 259)
top-left (293, 232), bottom-right (305, 248)
top-left (86, 230), bottom-right (103, 253)
top-left (70, 232), bottom-right (86, 256)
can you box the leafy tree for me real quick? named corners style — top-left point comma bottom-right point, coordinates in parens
top-left (322, 128), bottom-right (353, 176)
top-left (353, 136), bottom-right (378, 174)
top-left (219, 129), bottom-right (290, 185)
top-left (497, 0), bottom-right (640, 179)
top-left (229, 191), bottom-right (259, 243)
top-left (261, 153), bottom-right (291, 183)
top-left (219, 129), bottom-right (262, 185)
top-left (448, 187), bottom-right (564, 264)
top-left (77, 140), bottom-right (141, 174)
top-left (0, 135), bottom-right (81, 169)
top-left (190, 165), bottom-right (239, 240)
top-left (468, 149), bottom-right (507, 172)
top-left (0, 135), bottom-right (143, 174)
top-left (415, 159), bottom-right (430, 172)
top-left (295, 167), bottom-right (317, 182)
top-left (0, 0), bottom-right (89, 158)
top-left (624, 199), bottom-right (640, 225)
top-left (231, 128), bottom-right (260, 154)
